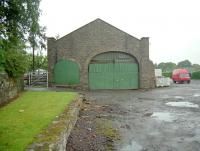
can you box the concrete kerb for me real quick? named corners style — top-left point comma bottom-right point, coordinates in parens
top-left (26, 95), bottom-right (83, 151)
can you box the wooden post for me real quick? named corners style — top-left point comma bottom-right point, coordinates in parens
top-left (29, 73), bottom-right (31, 86)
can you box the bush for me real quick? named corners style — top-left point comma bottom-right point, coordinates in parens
top-left (4, 49), bottom-right (28, 78)
top-left (0, 41), bottom-right (5, 72)
top-left (1, 40), bottom-right (28, 79)
top-left (192, 71), bottom-right (200, 79)
top-left (163, 72), bottom-right (172, 78)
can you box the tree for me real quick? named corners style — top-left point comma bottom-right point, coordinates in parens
top-left (27, 1), bottom-right (46, 71)
top-left (187, 63), bottom-right (200, 73)
top-left (154, 63), bottom-right (158, 69)
top-left (158, 62), bottom-right (177, 72)
top-left (177, 60), bottom-right (192, 68)
top-left (0, 42), bottom-right (5, 72)
top-left (26, 53), bottom-right (47, 71)
top-left (0, 0), bottom-right (45, 78)
top-left (1, 0), bottom-right (45, 42)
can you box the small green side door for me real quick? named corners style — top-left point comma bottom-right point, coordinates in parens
top-left (54, 60), bottom-right (80, 85)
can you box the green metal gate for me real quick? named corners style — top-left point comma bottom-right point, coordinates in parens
top-left (89, 52), bottom-right (139, 89)
top-left (54, 60), bottom-right (80, 85)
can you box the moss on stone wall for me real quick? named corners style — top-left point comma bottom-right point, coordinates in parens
top-left (0, 72), bottom-right (23, 105)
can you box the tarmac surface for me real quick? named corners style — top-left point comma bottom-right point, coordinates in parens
top-left (82, 80), bottom-right (200, 151)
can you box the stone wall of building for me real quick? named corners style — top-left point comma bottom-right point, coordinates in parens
top-left (48, 19), bottom-right (155, 89)
top-left (0, 73), bottom-right (23, 105)
top-left (48, 37), bottom-right (57, 86)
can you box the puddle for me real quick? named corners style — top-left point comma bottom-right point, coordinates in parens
top-left (174, 96), bottom-right (184, 100)
top-left (166, 102), bottom-right (199, 108)
top-left (161, 95), bottom-right (170, 99)
top-left (121, 140), bottom-right (143, 151)
top-left (151, 112), bottom-right (175, 122)
top-left (194, 94), bottom-right (200, 97)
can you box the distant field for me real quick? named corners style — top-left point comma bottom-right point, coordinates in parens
top-left (0, 91), bottom-right (77, 151)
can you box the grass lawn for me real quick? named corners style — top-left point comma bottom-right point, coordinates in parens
top-left (0, 91), bottom-right (77, 151)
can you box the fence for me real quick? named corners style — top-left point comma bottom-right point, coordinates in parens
top-left (24, 71), bottom-right (48, 88)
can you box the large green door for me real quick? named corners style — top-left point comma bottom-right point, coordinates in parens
top-left (54, 60), bottom-right (80, 85)
top-left (89, 52), bottom-right (139, 89)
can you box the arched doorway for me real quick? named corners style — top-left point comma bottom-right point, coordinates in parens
top-left (89, 51), bottom-right (139, 89)
top-left (53, 59), bottom-right (80, 85)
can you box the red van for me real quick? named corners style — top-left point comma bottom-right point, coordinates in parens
top-left (172, 69), bottom-right (191, 84)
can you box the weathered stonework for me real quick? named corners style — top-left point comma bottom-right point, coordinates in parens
top-left (0, 72), bottom-right (23, 105)
top-left (48, 19), bottom-right (155, 89)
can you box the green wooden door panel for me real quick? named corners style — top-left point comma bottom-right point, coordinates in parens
top-left (54, 60), bottom-right (80, 85)
top-left (114, 63), bottom-right (138, 89)
top-left (89, 64), bottom-right (114, 89)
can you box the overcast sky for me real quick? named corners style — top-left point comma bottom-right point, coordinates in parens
top-left (40, 0), bottom-right (200, 64)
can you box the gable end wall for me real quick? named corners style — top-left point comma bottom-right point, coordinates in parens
top-left (48, 20), bottom-right (155, 89)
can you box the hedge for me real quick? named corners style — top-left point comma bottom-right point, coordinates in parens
top-left (162, 72), bottom-right (172, 78)
top-left (192, 71), bottom-right (200, 79)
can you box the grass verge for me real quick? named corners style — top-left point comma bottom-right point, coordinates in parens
top-left (0, 91), bottom-right (77, 151)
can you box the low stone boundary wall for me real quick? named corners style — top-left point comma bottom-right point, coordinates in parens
top-left (26, 95), bottom-right (83, 151)
top-left (0, 73), bottom-right (23, 105)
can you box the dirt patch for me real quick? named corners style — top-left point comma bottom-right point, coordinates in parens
top-left (66, 99), bottom-right (121, 151)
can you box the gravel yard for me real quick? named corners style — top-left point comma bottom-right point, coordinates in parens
top-left (67, 80), bottom-right (200, 151)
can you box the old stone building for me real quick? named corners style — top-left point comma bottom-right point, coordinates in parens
top-left (48, 19), bottom-right (155, 89)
